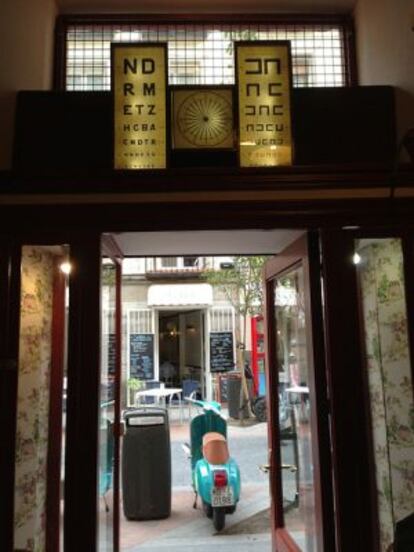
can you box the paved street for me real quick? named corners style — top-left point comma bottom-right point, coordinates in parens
top-left (117, 419), bottom-right (272, 552)
top-left (171, 420), bottom-right (270, 487)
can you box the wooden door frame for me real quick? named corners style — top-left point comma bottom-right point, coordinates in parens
top-left (263, 232), bottom-right (334, 552)
top-left (0, 236), bottom-right (21, 552)
top-left (322, 228), bottom-right (414, 551)
top-left (64, 233), bottom-right (102, 552)
top-left (2, 221), bottom-right (414, 552)
top-left (320, 229), bottom-right (377, 551)
top-left (0, 233), bottom-right (100, 551)
top-left (46, 257), bottom-right (67, 552)
top-left (101, 234), bottom-right (123, 552)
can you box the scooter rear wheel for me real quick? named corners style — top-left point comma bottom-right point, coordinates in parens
top-left (252, 396), bottom-right (267, 422)
top-left (213, 507), bottom-right (226, 531)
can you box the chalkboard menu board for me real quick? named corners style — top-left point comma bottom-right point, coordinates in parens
top-left (130, 334), bottom-right (154, 380)
top-left (210, 331), bottom-right (234, 372)
top-left (107, 333), bottom-right (116, 375)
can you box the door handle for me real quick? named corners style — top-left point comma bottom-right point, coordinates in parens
top-left (259, 463), bottom-right (297, 473)
top-left (282, 464), bottom-right (297, 472)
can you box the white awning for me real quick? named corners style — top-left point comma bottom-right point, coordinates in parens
top-left (147, 283), bottom-right (213, 306)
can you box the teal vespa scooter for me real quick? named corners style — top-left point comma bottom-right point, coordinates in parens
top-left (182, 399), bottom-right (241, 531)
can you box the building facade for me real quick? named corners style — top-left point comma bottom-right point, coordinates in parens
top-left (119, 256), bottom-right (238, 404)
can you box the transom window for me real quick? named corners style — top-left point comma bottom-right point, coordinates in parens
top-left (63, 19), bottom-right (351, 91)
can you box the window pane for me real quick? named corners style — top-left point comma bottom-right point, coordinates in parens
top-left (274, 266), bottom-right (317, 551)
top-left (98, 258), bottom-right (117, 551)
top-left (65, 22), bottom-right (348, 90)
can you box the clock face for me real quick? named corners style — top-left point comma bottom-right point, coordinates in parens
top-left (172, 89), bottom-right (234, 149)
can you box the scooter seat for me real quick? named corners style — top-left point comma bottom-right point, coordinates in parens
top-left (202, 432), bottom-right (229, 464)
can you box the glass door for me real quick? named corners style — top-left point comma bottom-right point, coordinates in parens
top-left (99, 237), bottom-right (123, 552)
top-left (263, 233), bottom-right (333, 552)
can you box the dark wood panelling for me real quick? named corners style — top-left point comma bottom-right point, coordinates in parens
top-left (46, 261), bottom-right (66, 552)
top-left (263, 270), bottom-right (283, 548)
top-left (64, 234), bottom-right (101, 552)
top-left (293, 87), bottom-right (395, 165)
top-left (320, 230), bottom-right (376, 552)
top-left (402, 234), bottom-right (414, 401)
top-left (12, 86), bottom-right (396, 174)
top-left (3, 165), bottom-right (413, 196)
top-left (306, 232), bottom-right (336, 551)
top-left (13, 92), bottom-right (113, 173)
top-left (1, 197), bottom-right (414, 238)
top-left (0, 239), bottom-right (21, 552)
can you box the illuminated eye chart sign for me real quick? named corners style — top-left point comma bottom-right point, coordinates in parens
top-left (112, 43), bottom-right (167, 169)
top-left (236, 42), bottom-right (293, 167)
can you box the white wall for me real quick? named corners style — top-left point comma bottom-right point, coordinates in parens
top-left (0, 0), bottom-right (57, 169)
top-left (355, 0), bottom-right (414, 146)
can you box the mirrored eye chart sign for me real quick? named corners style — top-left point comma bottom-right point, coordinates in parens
top-left (236, 42), bottom-right (293, 168)
top-left (112, 43), bottom-right (168, 169)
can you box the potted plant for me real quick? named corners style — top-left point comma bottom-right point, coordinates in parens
top-left (127, 377), bottom-right (144, 406)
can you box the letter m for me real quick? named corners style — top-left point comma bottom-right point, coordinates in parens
top-left (143, 83), bottom-right (155, 96)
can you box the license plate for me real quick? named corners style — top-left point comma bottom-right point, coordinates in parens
top-left (211, 486), bottom-right (234, 507)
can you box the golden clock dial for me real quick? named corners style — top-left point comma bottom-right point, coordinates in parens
top-left (173, 89), bottom-right (234, 149)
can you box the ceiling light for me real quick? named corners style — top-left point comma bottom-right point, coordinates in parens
top-left (60, 261), bottom-right (72, 275)
top-left (352, 253), bottom-right (361, 265)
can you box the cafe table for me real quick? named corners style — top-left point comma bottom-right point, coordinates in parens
top-left (134, 387), bottom-right (183, 423)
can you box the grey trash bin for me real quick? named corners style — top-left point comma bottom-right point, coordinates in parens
top-left (122, 407), bottom-right (171, 520)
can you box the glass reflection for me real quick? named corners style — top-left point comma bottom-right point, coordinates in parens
top-left (98, 258), bottom-right (117, 551)
top-left (274, 266), bottom-right (317, 551)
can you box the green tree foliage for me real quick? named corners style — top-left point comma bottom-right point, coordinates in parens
top-left (205, 256), bottom-right (268, 418)
top-left (205, 256), bottom-right (267, 320)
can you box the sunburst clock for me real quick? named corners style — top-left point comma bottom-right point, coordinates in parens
top-left (171, 88), bottom-right (234, 149)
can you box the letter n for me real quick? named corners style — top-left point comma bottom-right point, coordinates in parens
top-left (123, 58), bottom-right (137, 74)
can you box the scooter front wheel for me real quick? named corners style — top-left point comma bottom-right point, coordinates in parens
top-left (213, 507), bottom-right (226, 531)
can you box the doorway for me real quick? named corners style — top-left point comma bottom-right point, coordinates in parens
top-left (118, 258), bottom-right (272, 552)
top-left (3, 226), bottom-right (376, 550)
top-left (158, 309), bottom-right (205, 396)
top-left (97, 229), bottom-right (334, 552)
